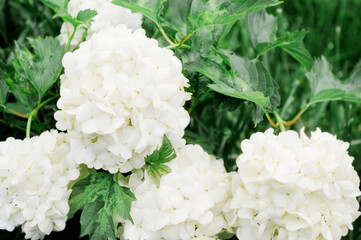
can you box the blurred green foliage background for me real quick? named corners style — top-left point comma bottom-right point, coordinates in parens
top-left (0, 0), bottom-right (360, 239)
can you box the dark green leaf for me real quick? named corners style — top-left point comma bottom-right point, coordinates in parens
top-left (5, 92), bottom-right (38, 115)
top-left (76, 9), bottom-right (98, 25)
top-left (188, 0), bottom-right (281, 33)
top-left (144, 135), bottom-right (176, 187)
top-left (195, 51), bottom-right (280, 111)
top-left (69, 172), bottom-right (136, 240)
top-left (245, 9), bottom-right (277, 48)
top-left (112, 0), bottom-right (166, 27)
top-left (0, 80), bottom-right (9, 106)
top-left (305, 57), bottom-right (361, 106)
top-left (12, 37), bottom-right (64, 99)
top-left (257, 30), bottom-right (314, 70)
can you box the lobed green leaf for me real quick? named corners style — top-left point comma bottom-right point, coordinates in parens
top-left (40, 0), bottom-right (68, 12)
top-left (76, 9), bottom-right (98, 25)
top-left (69, 172), bottom-right (135, 240)
top-left (11, 37), bottom-right (64, 100)
top-left (112, 0), bottom-right (166, 27)
top-left (257, 30), bottom-right (314, 70)
top-left (195, 51), bottom-right (280, 112)
top-left (188, 0), bottom-right (281, 34)
top-left (305, 57), bottom-right (361, 106)
top-left (245, 9), bottom-right (277, 48)
top-left (144, 135), bottom-right (176, 187)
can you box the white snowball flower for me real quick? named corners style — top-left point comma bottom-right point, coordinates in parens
top-left (123, 145), bottom-right (230, 240)
top-left (224, 128), bottom-right (361, 240)
top-left (55, 25), bottom-right (191, 173)
top-left (58, 0), bottom-right (142, 49)
top-left (0, 130), bottom-right (80, 239)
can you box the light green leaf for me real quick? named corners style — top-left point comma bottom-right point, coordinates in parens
top-left (40, 0), bottom-right (67, 12)
top-left (257, 30), bottom-right (314, 70)
top-left (41, 0), bottom-right (91, 27)
top-left (76, 9), bottom-right (97, 25)
top-left (112, 0), bottom-right (166, 27)
top-left (0, 80), bottom-right (9, 106)
top-left (305, 57), bottom-right (361, 106)
top-left (40, 0), bottom-right (76, 26)
top-left (12, 37), bottom-right (64, 99)
top-left (195, 52), bottom-right (280, 111)
top-left (144, 135), bottom-right (176, 187)
top-left (69, 172), bottom-right (136, 240)
top-left (188, 0), bottom-right (281, 33)
top-left (245, 9), bottom-right (277, 48)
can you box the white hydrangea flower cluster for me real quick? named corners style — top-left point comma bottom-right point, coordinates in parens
top-left (0, 130), bottom-right (80, 239)
top-left (55, 25), bottom-right (191, 173)
top-left (224, 128), bottom-right (361, 240)
top-left (58, 0), bottom-right (142, 49)
top-left (123, 144), bottom-right (230, 240)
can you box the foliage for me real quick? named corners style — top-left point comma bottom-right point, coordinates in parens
top-left (143, 135), bottom-right (177, 187)
top-left (0, 0), bottom-right (361, 239)
top-left (69, 172), bottom-right (135, 240)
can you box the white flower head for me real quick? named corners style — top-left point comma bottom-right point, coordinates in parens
top-left (123, 145), bottom-right (230, 240)
top-left (55, 25), bottom-right (191, 173)
top-left (58, 0), bottom-right (143, 49)
top-left (0, 130), bottom-right (80, 239)
top-left (224, 128), bottom-right (361, 240)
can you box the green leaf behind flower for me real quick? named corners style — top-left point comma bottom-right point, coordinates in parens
top-left (69, 172), bottom-right (135, 240)
top-left (144, 135), bottom-right (177, 187)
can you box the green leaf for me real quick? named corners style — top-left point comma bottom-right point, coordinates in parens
top-left (195, 51), bottom-right (280, 112)
top-left (144, 135), bottom-right (176, 187)
top-left (6, 92), bottom-right (38, 115)
top-left (40, 0), bottom-right (67, 12)
top-left (69, 172), bottom-right (136, 240)
top-left (245, 9), bottom-right (277, 48)
top-left (112, 0), bottom-right (166, 27)
top-left (188, 0), bottom-right (281, 33)
top-left (76, 9), bottom-right (97, 25)
top-left (257, 30), bottom-right (314, 70)
top-left (12, 37), bottom-right (64, 99)
top-left (164, 0), bottom-right (192, 37)
top-left (305, 57), bottom-right (361, 106)
top-left (41, 0), bottom-right (91, 27)
top-left (0, 80), bottom-right (9, 106)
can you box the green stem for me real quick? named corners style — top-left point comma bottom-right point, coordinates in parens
top-left (274, 112), bottom-right (285, 132)
top-left (26, 114), bottom-right (33, 138)
top-left (264, 111), bottom-right (279, 128)
top-left (165, 43), bottom-right (191, 50)
top-left (66, 25), bottom-right (78, 52)
top-left (25, 96), bottom-right (59, 138)
top-left (284, 106), bottom-right (308, 127)
top-left (158, 25), bottom-right (174, 45)
top-left (38, 95), bottom-right (59, 110)
top-left (179, 32), bottom-right (193, 47)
